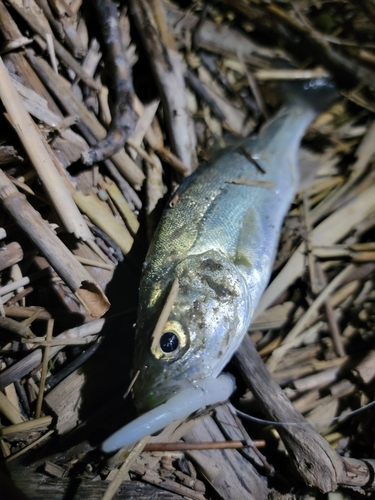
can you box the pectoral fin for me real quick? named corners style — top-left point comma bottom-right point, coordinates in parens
top-left (298, 148), bottom-right (322, 190)
top-left (235, 208), bottom-right (260, 269)
top-left (235, 207), bottom-right (275, 311)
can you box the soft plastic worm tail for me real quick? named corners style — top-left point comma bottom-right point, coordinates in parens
top-left (101, 373), bottom-right (235, 453)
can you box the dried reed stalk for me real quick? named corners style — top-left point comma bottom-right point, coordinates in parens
top-left (102, 437), bottom-right (150, 500)
top-left (0, 57), bottom-right (92, 241)
top-left (0, 320), bottom-right (105, 391)
top-left (72, 191), bottom-right (134, 255)
top-left (34, 319), bottom-right (54, 418)
top-left (0, 416), bottom-right (52, 436)
top-left (129, 0), bottom-right (197, 174)
top-left (0, 171), bottom-right (110, 317)
top-left (25, 51), bottom-right (145, 190)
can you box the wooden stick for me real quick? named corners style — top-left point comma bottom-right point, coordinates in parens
top-left (0, 390), bottom-right (25, 425)
top-left (103, 158), bottom-right (142, 210)
top-left (129, 0), bottom-right (197, 175)
top-left (224, 0), bottom-right (375, 88)
top-left (22, 336), bottom-right (98, 346)
top-left (255, 68), bottom-right (330, 80)
top-left (183, 415), bottom-right (269, 499)
top-left (3, 474), bottom-right (184, 498)
top-left (35, 319), bottom-right (54, 418)
top-left (0, 36), bottom-right (32, 55)
top-left (130, 462), bottom-right (206, 500)
top-left (0, 316), bottom-right (33, 339)
top-left (311, 120), bottom-right (375, 225)
top-left (131, 98), bottom-right (160, 148)
top-left (0, 57), bottom-right (92, 241)
top-left (266, 265), bottom-right (354, 372)
top-left (6, 429), bottom-right (54, 462)
top-left (352, 350), bottom-right (375, 384)
top-left (0, 319), bottom-right (105, 390)
top-left (6, 0), bottom-right (100, 90)
top-left (4, 387), bottom-right (21, 423)
top-left (303, 193), bottom-right (345, 358)
top-left (75, 255), bottom-right (114, 271)
top-left (45, 33), bottom-right (58, 73)
top-left (100, 177), bottom-right (140, 235)
top-left (127, 139), bottom-right (162, 172)
top-left (185, 68), bottom-right (227, 122)
top-left (0, 416), bottom-right (52, 436)
top-left (238, 52), bottom-right (268, 119)
top-left (214, 404), bottom-right (273, 473)
top-left (318, 266), bottom-right (346, 358)
top-left (143, 440), bottom-right (266, 451)
top-left (19, 313), bottom-right (42, 333)
top-left (0, 171), bottom-right (110, 317)
top-left (73, 191), bottom-right (134, 255)
top-left (258, 183), bottom-right (375, 314)
top-left (155, 145), bottom-right (189, 176)
top-left (82, 0), bottom-right (136, 165)
top-left (150, 278), bottom-right (179, 356)
top-left (3, 306), bottom-right (83, 321)
top-left (0, 269), bottom-right (49, 297)
top-left (144, 153), bottom-right (164, 240)
top-left (0, 242), bottom-right (23, 271)
top-left (235, 334), bottom-right (371, 492)
top-left (26, 50), bottom-right (145, 190)
top-left (121, 369), bottom-right (140, 401)
top-left (102, 437), bottom-right (150, 500)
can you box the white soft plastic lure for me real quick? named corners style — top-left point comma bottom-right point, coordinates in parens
top-left (102, 79), bottom-right (337, 453)
top-left (102, 374), bottom-right (234, 453)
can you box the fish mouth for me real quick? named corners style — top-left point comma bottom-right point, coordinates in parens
top-left (101, 373), bottom-right (235, 454)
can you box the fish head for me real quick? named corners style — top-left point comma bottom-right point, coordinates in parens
top-left (133, 249), bottom-right (251, 413)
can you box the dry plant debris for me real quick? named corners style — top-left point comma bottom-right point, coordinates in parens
top-left (0, 0), bottom-right (374, 499)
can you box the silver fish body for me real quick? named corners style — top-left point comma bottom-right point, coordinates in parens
top-left (101, 81), bottom-right (337, 453)
top-left (133, 98), bottom-right (322, 411)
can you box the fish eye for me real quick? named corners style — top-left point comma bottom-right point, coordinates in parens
top-left (151, 320), bottom-right (187, 359)
top-left (160, 331), bottom-right (179, 353)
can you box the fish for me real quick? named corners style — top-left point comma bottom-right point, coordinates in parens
top-left (101, 78), bottom-right (337, 453)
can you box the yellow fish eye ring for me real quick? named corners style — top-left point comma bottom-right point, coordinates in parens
top-left (151, 320), bottom-right (187, 359)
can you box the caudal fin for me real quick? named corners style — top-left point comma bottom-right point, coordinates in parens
top-left (282, 77), bottom-right (339, 114)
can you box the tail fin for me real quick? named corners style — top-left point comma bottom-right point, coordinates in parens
top-left (258, 77), bottom-right (338, 147)
top-left (282, 77), bottom-right (339, 114)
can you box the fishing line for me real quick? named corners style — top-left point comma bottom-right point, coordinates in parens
top-left (102, 308), bottom-right (137, 320)
top-left (235, 399), bottom-right (375, 427)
